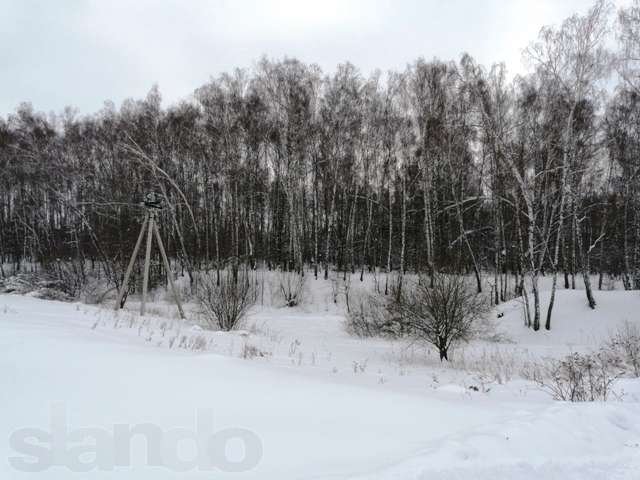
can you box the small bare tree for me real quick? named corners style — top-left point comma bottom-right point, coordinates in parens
top-left (278, 270), bottom-right (305, 307)
top-left (196, 266), bottom-right (256, 331)
top-left (393, 274), bottom-right (487, 361)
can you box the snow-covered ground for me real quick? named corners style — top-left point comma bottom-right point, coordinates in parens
top-left (1, 277), bottom-right (640, 479)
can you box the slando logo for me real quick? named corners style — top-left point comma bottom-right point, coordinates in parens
top-left (8, 403), bottom-right (263, 472)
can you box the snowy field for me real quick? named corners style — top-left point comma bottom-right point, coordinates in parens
top-left (1, 276), bottom-right (640, 479)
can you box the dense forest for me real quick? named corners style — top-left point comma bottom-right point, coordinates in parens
top-left (2, 1), bottom-right (640, 330)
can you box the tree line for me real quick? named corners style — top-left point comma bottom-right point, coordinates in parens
top-left (2, 0), bottom-right (640, 329)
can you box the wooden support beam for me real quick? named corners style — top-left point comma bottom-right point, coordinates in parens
top-left (114, 213), bottom-right (149, 311)
top-left (140, 213), bottom-right (155, 316)
top-left (153, 220), bottom-right (186, 319)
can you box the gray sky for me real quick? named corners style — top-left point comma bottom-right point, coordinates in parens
top-left (0, 0), bottom-right (628, 116)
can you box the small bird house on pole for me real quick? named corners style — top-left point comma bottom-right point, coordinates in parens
top-left (114, 193), bottom-right (186, 319)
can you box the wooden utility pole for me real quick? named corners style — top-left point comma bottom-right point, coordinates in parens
top-left (114, 194), bottom-right (186, 319)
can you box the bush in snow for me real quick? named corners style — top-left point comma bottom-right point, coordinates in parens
top-left (48, 259), bottom-right (87, 298)
top-left (608, 321), bottom-right (640, 377)
top-left (196, 266), bottom-right (256, 331)
top-left (0, 273), bottom-right (40, 294)
top-left (391, 274), bottom-right (487, 361)
top-left (523, 350), bottom-right (624, 402)
top-left (1, 272), bottom-right (75, 301)
top-left (241, 342), bottom-right (269, 360)
top-left (345, 292), bottom-right (397, 338)
top-left (277, 270), bottom-right (305, 307)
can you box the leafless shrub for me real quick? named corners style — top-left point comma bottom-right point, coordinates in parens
top-left (522, 350), bottom-right (624, 402)
top-left (0, 273), bottom-right (38, 294)
top-left (241, 342), bottom-right (269, 360)
top-left (196, 266), bottom-right (256, 331)
top-left (277, 270), bottom-right (305, 307)
top-left (49, 259), bottom-right (86, 298)
top-left (392, 274), bottom-right (487, 361)
top-left (29, 286), bottom-right (74, 302)
top-left (609, 321), bottom-right (640, 377)
top-left (345, 292), bottom-right (397, 338)
top-left (1, 272), bottom-right (75, 301)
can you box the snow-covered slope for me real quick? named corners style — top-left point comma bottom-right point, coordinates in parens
top-left (1, 292), bottom-right (639, 479)
top-left (496, 289), bottom-right (640, 350)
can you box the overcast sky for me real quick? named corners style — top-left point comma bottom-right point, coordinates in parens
top-left (0, 0), bottom-right (630, 116)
